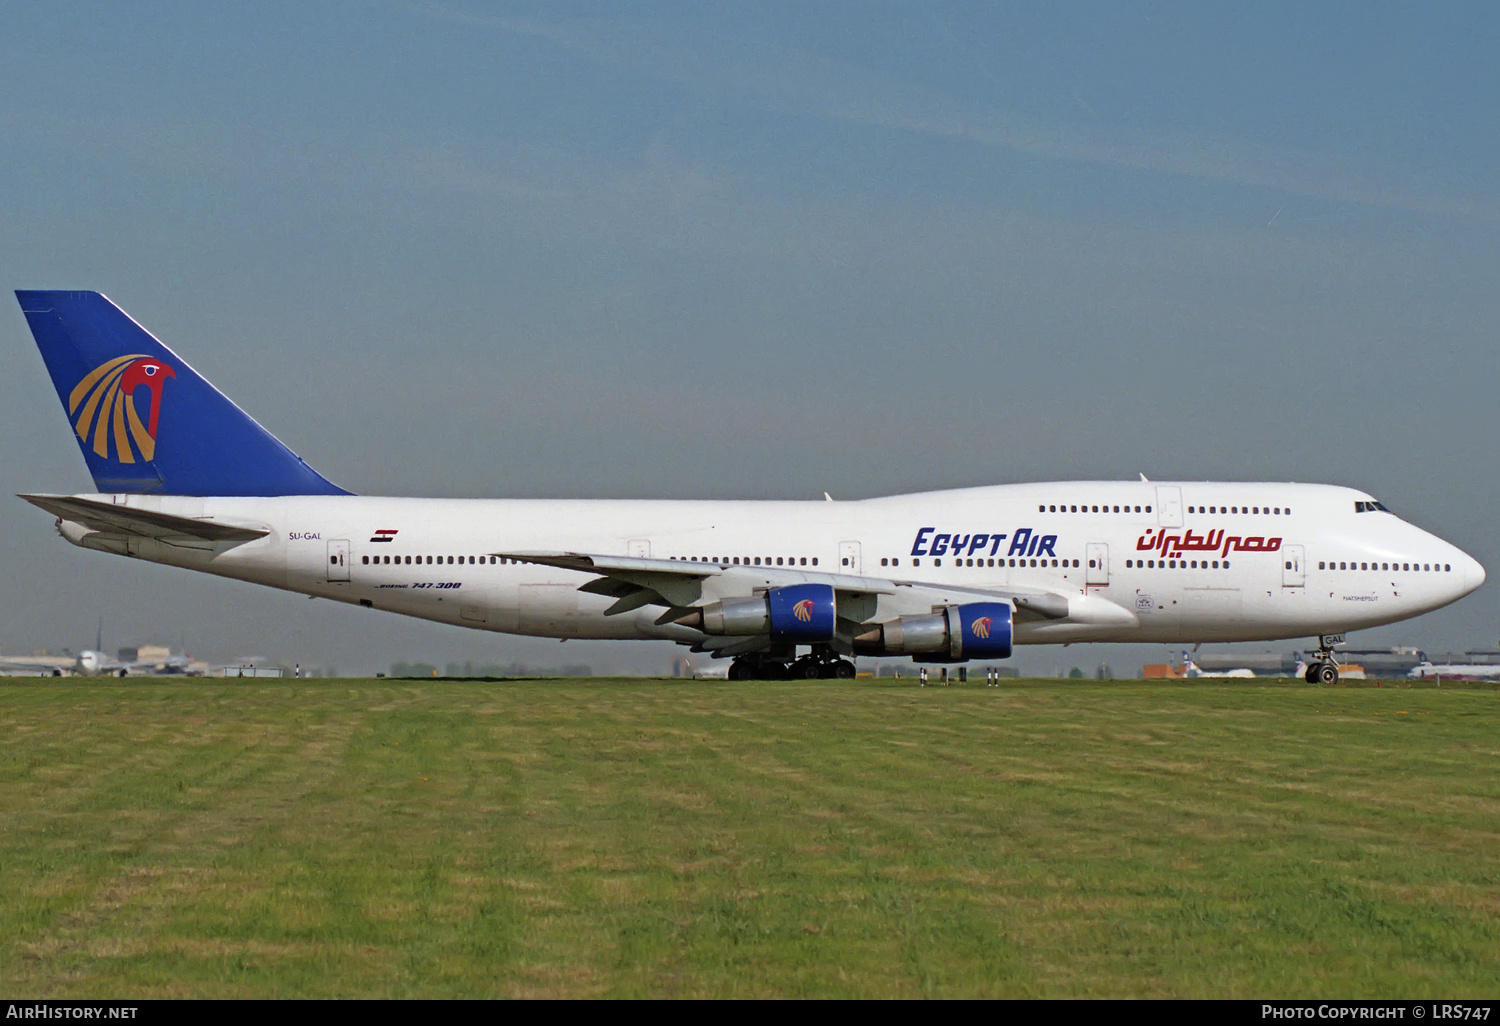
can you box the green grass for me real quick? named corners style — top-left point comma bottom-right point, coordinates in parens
top-left (0, 676), bottom-right (1496, 997)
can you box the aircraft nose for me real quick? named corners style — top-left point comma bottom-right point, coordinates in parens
top-left (1463, 552), bottom-right (1486, 596)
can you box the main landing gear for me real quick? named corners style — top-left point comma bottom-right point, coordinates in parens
top-left (1303, 634), bottom-right (1344, 685)
top-left (727, 646), bottom-right (856, 681)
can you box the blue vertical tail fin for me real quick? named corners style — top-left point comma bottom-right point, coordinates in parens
top-left (16, 290), bottom-right (348, 496)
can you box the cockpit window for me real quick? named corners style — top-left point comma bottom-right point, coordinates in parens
top-left (1355, 500), bottom-right (1392, 513)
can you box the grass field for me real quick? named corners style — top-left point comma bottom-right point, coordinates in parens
top-left (0, 676), bottom-right (1496, 998)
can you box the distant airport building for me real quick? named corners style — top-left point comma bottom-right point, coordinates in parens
top-left (212, 665), bottom-right (286, 678)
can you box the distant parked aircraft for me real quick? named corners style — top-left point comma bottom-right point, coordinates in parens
top-left (1181, 653), bottom-right (1256, 678)
top-left (1407, 661), bottom-right (1500, 681)
top-left (0, 647), bottom-right (191, 677)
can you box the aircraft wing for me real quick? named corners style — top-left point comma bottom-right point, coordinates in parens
top-left (0, 655), bottom-right (74, 675)
top-left (496, 551), bottom-right (896, 617)
top-left (19, 494), bottom-right (269, 542)
top-left (496, 551), bottom-right (1079, 622)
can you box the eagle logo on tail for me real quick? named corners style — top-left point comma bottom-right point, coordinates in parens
top-left (69, 355), bottom-right (176, 463)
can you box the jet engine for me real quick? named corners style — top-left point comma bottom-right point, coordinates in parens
top-left (854, 602), bottom-right (1013, 661)
top-left (675, 583), bottom-right (837, 643)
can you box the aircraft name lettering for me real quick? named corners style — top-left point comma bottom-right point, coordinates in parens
top-left (910, 527), bottom-right (1058, 559)
top-left (1137, 528), bottom-right (1281, 559)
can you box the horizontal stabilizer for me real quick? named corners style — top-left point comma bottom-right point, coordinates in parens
top-left (20, 494), bottom-right (269, 542)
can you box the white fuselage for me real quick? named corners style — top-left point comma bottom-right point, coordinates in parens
top-left (58, 481), bottom-right (1483, 650)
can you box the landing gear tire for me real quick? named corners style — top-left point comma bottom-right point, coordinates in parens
top-left (1304, 664), bottom-right (1319, 684)
top-left (834, 660), bottom-right (856, 680)
top-left (1316, 663), bottom-right (1339, 685)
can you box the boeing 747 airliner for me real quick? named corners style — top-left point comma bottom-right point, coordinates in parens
top-left (15, 291), bottom-right (1485, 681)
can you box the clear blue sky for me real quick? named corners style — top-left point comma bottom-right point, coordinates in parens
top-left (3, 2), bottom-right (1496, 672)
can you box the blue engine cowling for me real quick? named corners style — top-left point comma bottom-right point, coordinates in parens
top-left (860, 601), bottom-right (1013, 660)
top-left (951, 602), bottom-right (1012, 659)
top-left (766, 583), bottom-right (837, 643)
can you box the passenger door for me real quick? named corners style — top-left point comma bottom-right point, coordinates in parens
top-left (1156, 487), bottom-right (1183, 527)
top-left (327, 539), bottom-right (350, 582)
top-left (839, 541), bottom-right (862, 574)
top-left (1282, 544), bottom-right (1305, 588)
top-left (1086, 543), bottom-right (1109, 587)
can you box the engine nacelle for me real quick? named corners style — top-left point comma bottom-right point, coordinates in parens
top-left (679, 584), bottom-right (837, 643)
top-left (855, 602), bottom-right (1013, 661)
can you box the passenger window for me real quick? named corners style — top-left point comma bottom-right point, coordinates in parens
top-left (1146, 506), bottom-right (1152, 513)
top-left (1049, 505), bottom-right (1057, 512)
top-left (881, 558), bottom-right (888, 566)
top-left (1070, 505), bottom-right (1077, 512)
top-left (811, 558), bottom-right (818, 566)
top-left (892, 559), bottom-right (899, 567)
top-left (361, 556), bottom-right (368, 564)
top-left (913, 559), bottom-right (920, 567)
top-left (934, 559), bottom-right (942, 567)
